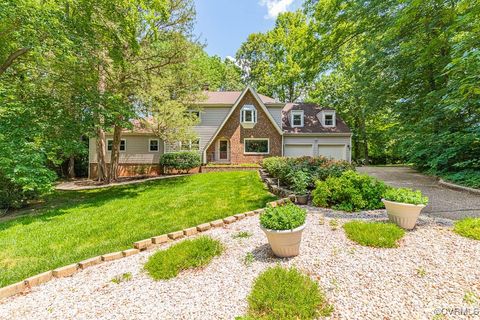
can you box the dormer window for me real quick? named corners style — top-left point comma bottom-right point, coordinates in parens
top-left (240, 104), bottom-right (257, 128)
top-left (319, 110), bottom-right (336, 127)
top-left (291, 110), bottom-right (304, 127)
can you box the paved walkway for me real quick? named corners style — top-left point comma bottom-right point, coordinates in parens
top-left (357, 166), bottom-right (480, 220)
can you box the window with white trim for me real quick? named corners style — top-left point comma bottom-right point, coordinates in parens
top-left (107, 139), bottom-right (126, 151)
top-left (180, 138), bottom-right (200, 151)
top-left (291, 110), bottom-right (304, 127)
top-left (240, 105), bottom-right (257, 124)
top-left (244, 138), bottom-right (269, 154)
top-left (320, 111), bottom-right (336, 127)
top-left (149, 139), bottom-right (159, 152)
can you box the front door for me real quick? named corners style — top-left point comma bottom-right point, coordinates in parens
top-left (219, 139), bottom-right (229, 161)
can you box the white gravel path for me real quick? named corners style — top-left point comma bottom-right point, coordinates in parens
top-left (1, 209), bottom-right (479, 320)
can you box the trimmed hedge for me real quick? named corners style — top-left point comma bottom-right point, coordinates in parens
top-left (160, 151), bottom-right (201, 174)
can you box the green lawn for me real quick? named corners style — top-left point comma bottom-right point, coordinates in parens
top-left (0, 171), bottom-right (276, 287)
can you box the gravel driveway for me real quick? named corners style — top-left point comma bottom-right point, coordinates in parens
top-left (357, 166), bottom-right (480, 220)
top-left (1, 209), bottom-right (479, 320)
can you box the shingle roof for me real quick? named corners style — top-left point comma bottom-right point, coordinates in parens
top-left (282, 103), bottom-right (351, 134)
top-left (198, 91), bottom-right (277, 105)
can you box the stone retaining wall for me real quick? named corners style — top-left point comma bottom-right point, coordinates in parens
top-left (259, 169), bottom-right (296, 198)
top-left (0, 197), bottom-right (292, 301)
top-left (200, 166), bottom-right (260, 173)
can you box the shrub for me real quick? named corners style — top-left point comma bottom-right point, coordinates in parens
top-left (262, 157), bottom-right (292, 184)
top-left (383, 188), bottom-right (428, 205)
top-left (144, 236), bottom-right (223, 280)
top-left (260, 202), bottom-right (306, 230)
top-left (454, 218), bottom-right (480, 241)
top-left (242, 266), bottom-right (333, 319)
top-left (159, 151), bottom-right (201, 174)
top-left (312, 170), bottom-right (388, 212)
top-left (0, 170), bottom-right (54, 209)
top-left (343, 221), bottom-right (405, 248)
top-left (442, 170), bottom-right (480, 189)
top-left (289, 170), bottom-right (309, 195)
top-left (262, 156), bottom-right (354, 190)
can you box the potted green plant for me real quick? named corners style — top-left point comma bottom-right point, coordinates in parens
top-left (382, 188), bottom-right (429, 230)
top-left (260, 202), bottom-right (307, 257)
top-left (289, 170), bottom-right (309, 205)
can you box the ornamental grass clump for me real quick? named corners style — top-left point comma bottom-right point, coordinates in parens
top-left (241, 266), bottom-right (333, 319)
top-left (383, 187), bottom-right (428, 205)
top-left (454, 218), bottom-right (480, 241)
top-left (343, 221), bottom-right (405, 248)
top-left (260, 202), bottom-right (306, 230)
top-left (144, 236), bottom-right (223, 280)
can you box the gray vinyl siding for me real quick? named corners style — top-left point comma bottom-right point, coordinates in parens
top-left (283, 135), bottom-right (351, 162)
top-left (266, 106), bottom-right (283, 128)
top-left (89, 135), bottom-right (164, 164)
top-left (194, 106), bottom-right (231, 152)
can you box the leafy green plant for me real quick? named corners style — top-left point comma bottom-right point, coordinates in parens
top-left (383, 188), bottom-right (428, 205)
top-left (232, 231), bottom-right (253, 239)
top-left (312, 170), bottom-right (388, 212)
top-left (262, 156), bottom-right (354, 190)
top-left (415, 267), bottom-right (427, 278)
top-left (144, 236), bottom-right (223, 280)
top-left (442, 170), bottom-right (480, 189)
top-left (159, 151), bottom-right (201, 174)
top-left (343, 221), bottom-right (405, 248)
top-left (260, 202), bottom-right (306, 230)
top-left (244, 252), bottom-right (255, 266)
top-left (463, 290), bottom-right (478, 305)
top-left (329, 219), bottom-right (339, 231)
top-left (289, 170), bottom-right (309, 195)
top-left (111, 272), bottom-right (132, 284)
top-left (453, 218), bottom-right (480, 241)
top-left (242, 266), bottom-right (333, 319)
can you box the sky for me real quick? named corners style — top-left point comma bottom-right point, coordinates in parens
top-left (194, 0), bottom-right (302, 59)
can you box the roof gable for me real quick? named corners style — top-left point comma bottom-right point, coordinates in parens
top-left (203, 87), bottom-right (284, 157)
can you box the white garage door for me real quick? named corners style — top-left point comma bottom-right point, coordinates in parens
top-left (317, 144), bottom-right (346, 160)
top-left (284, 144), bottom-right (313, 157)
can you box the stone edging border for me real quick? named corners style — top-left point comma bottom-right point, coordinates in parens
top-left (0, 196), bottom-right (294, 301)
top-left (438, 179), bottom-right (480, 195)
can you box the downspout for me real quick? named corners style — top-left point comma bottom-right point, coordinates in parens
top-left (281, 134), bottom-right (284, 156)
top-left (349, 134), bottom-right (352, 163)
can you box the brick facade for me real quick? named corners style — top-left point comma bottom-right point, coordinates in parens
top-left (206, 91), bottom-right (282, 164)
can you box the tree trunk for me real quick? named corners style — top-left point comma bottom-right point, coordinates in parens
top-left (96, 52), bottom-right (108, 182)
top-left (109, 125), bottom-right (122, 181)
top-left (96, 127), bottom-right (108, 182)
top-left (67, 155), bottom-right (75, 179)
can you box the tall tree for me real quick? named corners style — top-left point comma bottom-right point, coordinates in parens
top-left (236, 11), bottom-right (315, 102)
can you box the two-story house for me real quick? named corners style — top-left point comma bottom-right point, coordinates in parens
top-left (88, 87), bottom-right (351, 178)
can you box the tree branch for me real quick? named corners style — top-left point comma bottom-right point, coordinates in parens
top-left (0, 48), bottom-right (30, 76)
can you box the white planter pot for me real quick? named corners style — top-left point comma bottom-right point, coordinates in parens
top-left (261, 224), bottom-right (306, 257)
top-left (382, 199), bottom-right (426, 230)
